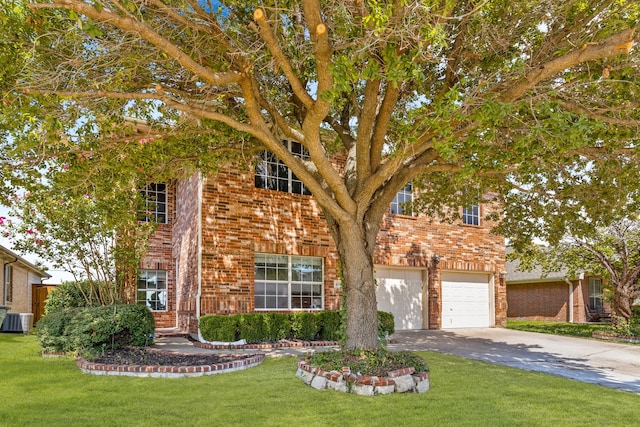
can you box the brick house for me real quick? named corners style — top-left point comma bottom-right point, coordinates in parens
top-left (0, 245), bottom-right (51, 332)
top-left (506, 252), bottom-right (609, 323)
top-left (138, 149), bottom-right (507, 337)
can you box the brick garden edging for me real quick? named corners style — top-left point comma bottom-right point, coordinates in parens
top-left (592, 331), bottom-right (640, 344)
top-left (296, 359), bottom-right (430, 396)
top-left (193, 340), bottom-right (339, 350)
top-left (76, 351), bottom-right (265, 378)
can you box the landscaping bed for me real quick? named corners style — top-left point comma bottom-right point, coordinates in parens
top-left (77, 347), bottom-right (264, 378)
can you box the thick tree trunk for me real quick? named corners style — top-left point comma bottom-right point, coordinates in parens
top-left (335, 223), bottom-right (380, 350)
top-left (612, 289), bottom-right (633, 322)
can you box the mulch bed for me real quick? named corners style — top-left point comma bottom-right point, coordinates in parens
top-left (93, 347), bottom-right (254, 367)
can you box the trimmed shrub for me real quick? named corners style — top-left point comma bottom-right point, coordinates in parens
top-left (290, 312), bottom-right (320, 340)
top-left (199, 315), bottom-right (239, 342)
top-left (35, 308), bottom-right (80, 353)
top-left (238, 313), bottom-right (268, 343)
top-left (378, 311), bottom-right (395, 337)
top-left (44, 281), bottom-right (92, 314)
top-left (36, 304), bottom-right (155, 355)
top-left (316, 310), bottom-right (343, 341)
top-left (631, 306), bottom-right (640, 325)
top-left (263, 312), bottom-right (291, 341)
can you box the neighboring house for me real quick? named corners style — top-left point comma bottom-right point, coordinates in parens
top-left (138, 148), bottom-right (507, 337)
top-left (0, 245), bottom-right (52, 332)
top-left (506, 252), bottom-right (609, 323)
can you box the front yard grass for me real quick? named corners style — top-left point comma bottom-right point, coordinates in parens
top-left (507, 320), bottom-right (611, 338)
top-left (2, 333), bottom-right (640, 426)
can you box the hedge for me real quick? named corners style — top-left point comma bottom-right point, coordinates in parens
top-left (36, 304), bottom-right (155, 355)
top-left (199, 310), bottom-right (394, 343)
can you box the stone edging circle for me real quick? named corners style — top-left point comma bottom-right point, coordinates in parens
top-left (296, 360), bottom-right (430, 396)
top-left (76, 350), bottom-right (265, 378)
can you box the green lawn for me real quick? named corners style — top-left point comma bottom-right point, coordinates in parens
top-left (2, 333), bottom-right (640, 427)
top-left (507, 320), bottom-right (612, 337)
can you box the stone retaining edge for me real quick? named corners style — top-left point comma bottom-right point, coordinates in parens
top-left (296, 359), bottom-right (430, 396)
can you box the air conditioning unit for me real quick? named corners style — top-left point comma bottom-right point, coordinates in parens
top-left (1, 313), bottom-right (34, 333)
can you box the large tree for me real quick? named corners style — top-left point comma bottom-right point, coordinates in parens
top-left (1, 1), bottom-right (640, 349)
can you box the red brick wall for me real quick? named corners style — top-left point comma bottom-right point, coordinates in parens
top-left (199, 170), bottom-right (341, 316)
top-left (140, 182), bottom-right (176, 328)
top-left (172, 175), bottom-right (201, 334)
top-left (507, 281), bottom-right (571, 322)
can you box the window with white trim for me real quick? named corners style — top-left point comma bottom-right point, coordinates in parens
top-left (391, 182), bottom-right (414, 216)
top-left (137, 269), bottom-right (167, 311)
top-left (462, 204), bottom-right (480, 226)
top-left (254, 141), bottom-right (312, 195)
top-left (589, 278), bottom-right (603, 310)
top-left (4, 264), bottom-right (12, 303)
top-left (139, 183), bottom-right (167, 223)
top-left (254, 254), bottom-right (323, 310)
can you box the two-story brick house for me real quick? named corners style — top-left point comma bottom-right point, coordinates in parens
top-left (138, 149), bottom-right (507, 338)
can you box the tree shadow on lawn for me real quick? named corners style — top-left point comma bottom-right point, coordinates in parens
top-left (388, 329), bottom-right (640, 395)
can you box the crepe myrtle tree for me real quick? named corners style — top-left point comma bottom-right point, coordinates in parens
top-left (1, 177), bottom-right (156, 306)
top-left (1, 1), bottom-right (640, 349)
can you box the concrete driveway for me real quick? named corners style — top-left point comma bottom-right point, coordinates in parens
top-left (388, 328), bottom-right (640, 394)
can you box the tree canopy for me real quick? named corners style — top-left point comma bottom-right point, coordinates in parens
top-left (1, 0), bottom-right (639, 348)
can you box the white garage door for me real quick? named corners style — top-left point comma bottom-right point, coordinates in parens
top-left (375, 267), bottom-right (425, 330)
top-left (442, 272), bottom-right (491, 328)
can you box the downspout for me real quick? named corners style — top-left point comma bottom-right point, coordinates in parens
top-left (196, 173), bottom-right (204, 342)
top-left (565, 279), bottom-right (574, 323)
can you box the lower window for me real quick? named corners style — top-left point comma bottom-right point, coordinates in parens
top-left (137, 269), bottom-right (168, 311)
top-left (254, 254), bottom-right (323, 310)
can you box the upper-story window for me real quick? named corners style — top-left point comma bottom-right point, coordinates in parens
top-left (254, 141), bottom-right (312, 195)
top-left (462, 203), bottom-right (480, 226)
top-left (139, 183), bottom-right (167, 223)
top-left (391, 182), bottom-right (414, 216)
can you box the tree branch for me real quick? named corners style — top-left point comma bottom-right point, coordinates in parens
top-left (36, 0), bottom-right (242, 86)
top-left (501, 28), bottom-right (636, 102)
top-left (253, 8), bottom-right (314, 109)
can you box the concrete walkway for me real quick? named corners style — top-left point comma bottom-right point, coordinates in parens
top-left (155, 328), bottom-right (640, 394)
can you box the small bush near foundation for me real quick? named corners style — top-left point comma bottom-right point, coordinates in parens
top-left (308, 347), bottom-right (428, 377)
top-left (199, 315), bottom-right (238, 342)
top-left (36, 304), bottom-right (155, 355)
top-left (199, 310), bottom-right (395, 343)
top-left (290, 312), bottom-right (320, 340)
top-left (316, 310), bottom-right (343, 341)
top-left (378, 311), bottom-right (395, 338)
top-left (239, 313), bottom-right (268, 343)
top-left (263, 312), bottom-right (291, 341)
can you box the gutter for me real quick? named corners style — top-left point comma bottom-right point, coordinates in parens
top-left (195, 173), bottom-right (204, 342)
